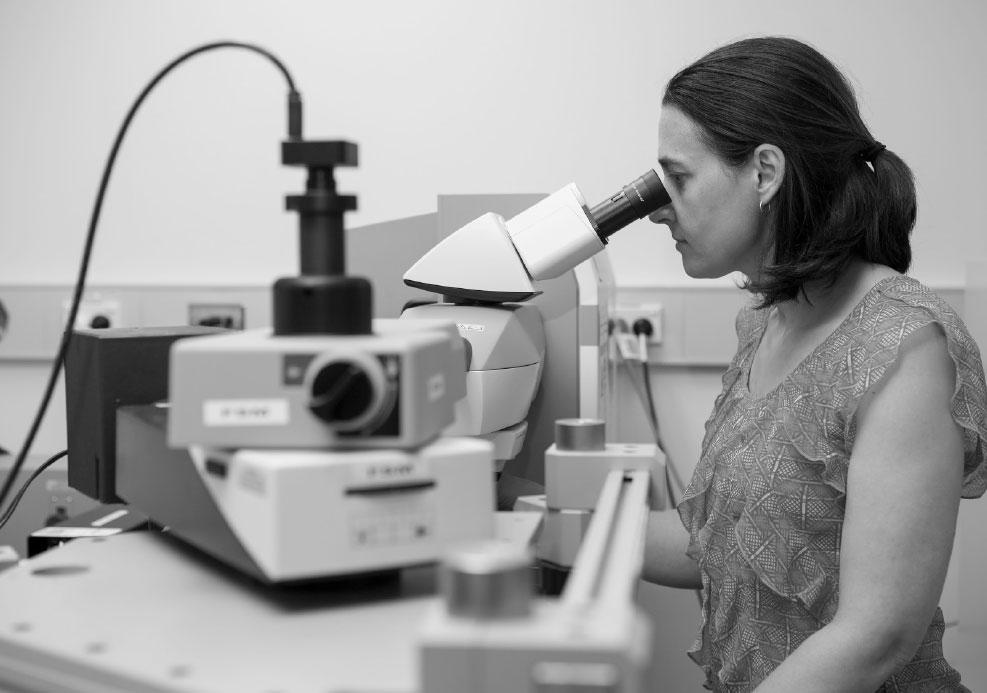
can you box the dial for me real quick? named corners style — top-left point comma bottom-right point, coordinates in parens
top-left (308, 359), bottom-right (377, 430)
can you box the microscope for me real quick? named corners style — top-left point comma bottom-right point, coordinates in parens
top-left (400, 170), bottom-right (670, 470)
top-left (399, 171), bottom-right (673, 591)
top-left (107, 138), bottom-right (498, 585)
top-left (67, 146), bottom-right (672, 587)
top-left (55, 139), bottom-right (675, 693)
top-left (33, 43), bottom-right (674, 691)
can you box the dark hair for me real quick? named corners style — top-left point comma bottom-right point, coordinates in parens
top-left (663, 36), bottom-right (916, 307)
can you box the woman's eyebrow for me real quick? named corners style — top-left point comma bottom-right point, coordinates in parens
top-left (658, 155), bottom-right (687, 170)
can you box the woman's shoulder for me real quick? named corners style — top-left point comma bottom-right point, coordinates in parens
top-left (826, 274), bottom-right (982, 391)
top-left (848, 275), bottom-right (987, 498)
top-left (845, 275), bottom-right (975, 352)
top-left (874, 274), bottom-right (963, 319)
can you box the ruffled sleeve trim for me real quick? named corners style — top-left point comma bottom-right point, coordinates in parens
top-left (867, 278), bottom-right (987, 499)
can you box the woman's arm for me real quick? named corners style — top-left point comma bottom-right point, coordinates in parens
top-left (755, 323), bottom-right (964, 691)
top-left (642, 508), bottom-right (702, 588)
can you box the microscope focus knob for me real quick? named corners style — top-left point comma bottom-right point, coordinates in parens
top-left (440, 542), bottom-right (533, 619)
top-left (554, 418), bottom-right (606, 451)
top-left (306, 353), bottom-right (386, 432)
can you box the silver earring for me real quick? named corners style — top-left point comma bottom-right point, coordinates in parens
top-left (759, 199), bottom-right (771, 213)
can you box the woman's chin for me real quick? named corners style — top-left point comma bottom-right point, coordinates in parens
top-left (681, 261), bottom-right (730, 280)
top-left (681, 262), bottom-right (709, 279)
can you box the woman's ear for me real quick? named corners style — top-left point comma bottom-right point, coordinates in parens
top-left (754, 144), bottom-right (785, 208)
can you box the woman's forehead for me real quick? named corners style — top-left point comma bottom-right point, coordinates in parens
top-left (658, 106), bottom-right (708, 165)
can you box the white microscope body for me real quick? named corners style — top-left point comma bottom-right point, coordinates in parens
top-left (404, 182), bottom-right (608, 302)
top-left (401, 170), bottom-right (670, 471)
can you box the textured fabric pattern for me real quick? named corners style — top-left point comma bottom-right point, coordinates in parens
top-left (678, 275), bottom-right (987, 692)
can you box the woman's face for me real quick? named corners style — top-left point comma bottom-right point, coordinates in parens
top-left (649, 105), bottom-right (770, 279)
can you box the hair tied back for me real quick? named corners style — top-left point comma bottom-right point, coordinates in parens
top-left (859, 141), bottom-right (886, 164)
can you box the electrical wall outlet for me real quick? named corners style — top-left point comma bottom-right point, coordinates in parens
top-left (62, 297), bottom-right (123, 330)
top-left (615, 303), bottom-right (663, 344)
top-left (188, 303), bottom-right (245, 330)
top-left (43, 478), bottom-right (98, 521)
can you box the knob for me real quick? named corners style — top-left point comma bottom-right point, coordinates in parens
top-left (441, 542), bottom-right (533, 619)
top-left (308, 358), bottom-right (377, 430)
top-left (554, 418), bottom-right (606, 451)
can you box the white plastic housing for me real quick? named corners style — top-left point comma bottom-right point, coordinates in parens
top-left (402, 212), bottom-right (535, 299)
top-left (189, 437), bottom-right (495, 581)
top-left (505, 183), bottom-right (604, 281)
top-left (544, 443), bottom-right (667, 511)
top-left (444, 364), bottom-right (541, 436)
top-left (401, 303), bottom-right (546, 438)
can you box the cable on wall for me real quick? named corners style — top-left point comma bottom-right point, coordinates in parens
top-left (614, 318), bottom-right (688, 506)
top-left (0, 41), bottom-right (302, 518)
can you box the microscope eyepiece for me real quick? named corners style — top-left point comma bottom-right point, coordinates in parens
top-left (589, 168), bottom-right (671, 241)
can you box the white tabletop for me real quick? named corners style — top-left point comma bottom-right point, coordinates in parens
top-left (0, 531), bottom-right (438, 693)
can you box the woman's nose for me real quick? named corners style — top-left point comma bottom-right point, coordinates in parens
top-left (648, 204), bottom-right (676, 226)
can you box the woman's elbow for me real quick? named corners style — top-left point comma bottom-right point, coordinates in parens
top-left (831, 615), bottom-right (928, 681)
top-left (878, 627), bottom-right (928, 678)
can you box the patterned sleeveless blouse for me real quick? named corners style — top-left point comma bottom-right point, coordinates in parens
top-left (678, 275), bottom-right (987, 692)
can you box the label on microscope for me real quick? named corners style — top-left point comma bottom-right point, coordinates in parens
top-left (352, 459), bottom-right (427, 484)
top-left (203, 399), bottom-right (290, 427)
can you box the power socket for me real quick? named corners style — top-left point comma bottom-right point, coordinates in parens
top-left (616, 303), bottom-right (663, 344)
top-left (43, 478), bottom-right (98, 523)
top-left (63, 297), bottom-right (123, 330)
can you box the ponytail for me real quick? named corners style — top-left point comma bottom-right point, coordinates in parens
top-left (863, 146), bottom-right (916, 273)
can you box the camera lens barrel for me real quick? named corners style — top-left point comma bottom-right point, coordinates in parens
top-left (589, 168), bottom-right (671, 241)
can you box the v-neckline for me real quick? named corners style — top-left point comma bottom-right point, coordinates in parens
top-left (741, 275), bottom-right (905, 401)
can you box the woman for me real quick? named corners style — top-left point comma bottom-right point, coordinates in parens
top-left (642, 37), bottom-right (987, 692)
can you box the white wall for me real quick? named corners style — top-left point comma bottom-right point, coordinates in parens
top-left (1, 0), bottom-right (985, 289)
top-left (5, 0), bottom-right (985, 451)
